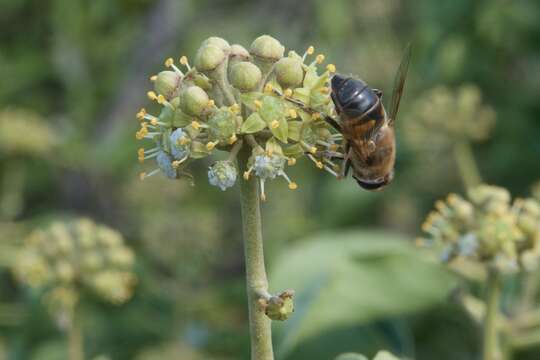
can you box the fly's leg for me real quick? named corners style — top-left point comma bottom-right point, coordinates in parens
top-left (339, 141), bottom-right (352, 179)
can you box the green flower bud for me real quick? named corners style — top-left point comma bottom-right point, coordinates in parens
top-left (194, 45), bottom-right (226, 72)
top-left (208, 108), bottom-right (237, 142)
top-left (154, 71), bottom-right (181, 99)
top-left (180, 86), bottom-right (209, 116)
top-left (263, 290), bottom-right (294, 321)
top-left (250, 35), bottom-right (284, 62)
top-left (230, 61), bottom-right (262, 91)
top-left (230, 44), bottom-right (250, 59)
top-left (275, 57), bottom-right (304, 88)
top-left (202, 36), bottom-right (230, 52)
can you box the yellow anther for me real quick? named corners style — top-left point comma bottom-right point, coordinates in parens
top-left (316, 161), bottom-right (324, 169)
top-left (206, 141), bottom-right (217, 151)
top-left (179, 137), bottom-right (189, 145)
top-left (266, 149), bottom-right (274, 156)
top-left (330, 144), bottom-right (339, 151)
top-left (264, 83), bottom-right (273, 93)
top-left (254, 100), bottom-right (263, 109)
top-left (243, 170), bottom-right (251, 180)
top-left (288, 109), bottom-right (297, 118)
top-left (136, 108), bottom-right (147, 120)
top-left (310, 146), bottom-right (317, 154)
top-left (316, 54), bottom-right (325, 64)
top-left (191, 121), bottom-right (201, 130)
top-left (229, 103), bottom-right (240, 113)
top-left (284, 88), bottom-right (293, 97)
top-left (415, 238), bottom-right (425, 247)
top-left (172, 160), bottom-right (181, 168)
top-left (270, 120), bottom-right (280, 129)
top-left (311, 112), bottom-right (321, 120)
top-left (207, 99), bottom-right (215, 108)
top-left (165, 57), bottom-right (174, 67)
top-left (326, 64), bottom-right (336, 73)
top-left (179, 56), bottom-right (188, 65)
top-left (138, 148), bottom-right (145, 157)
top-left (228, 134), bottom-right (237, 144)
top-left (139, 172), bottom-right (146, 181)
top-left (157, 94), bottom-right (166, 104)
top-left (150, 75), bottom-right (157, 82)
top-left (307, 46), bottom-right (315, 55)
top-left (150, 118), bottom-right (158, 126)
top-left (147, 91), bottom-right (158, 100)
top-left (320, 87), bottom-right (330, 94)
top-left (287, 157), bottom-right (296, 166)
top-left (288, 182), bottom-right (298, 190)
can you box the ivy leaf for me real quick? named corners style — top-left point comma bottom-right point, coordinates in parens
top-left (272, 230), bottom-right (456, 359)
top-left (241, 113), bottom-right (267, 134)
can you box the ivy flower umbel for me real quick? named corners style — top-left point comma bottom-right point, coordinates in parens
top-left (13, 218), bottom-right (137, 317)
top-left (135, 35), bottom-right (342, 200)
top-left (418, 185), bottom-right (540, 273)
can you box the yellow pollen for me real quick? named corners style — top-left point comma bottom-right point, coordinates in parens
top-left (310, 146), bottom-right (317, 154)
top-left (179, 56), bottom-right (188, 65)
top-left (139, 172), bottom-right (146, 181)
top-left (284, 88), bottom-right (293, 97)
top-left (320, 87), bottom-right (330, 94)
top-left (229, 103), bottom-right (240, 113)
top-left (311, 112), bottom-right (321, 120)
top-left (287, 158), bottom-right (296, 166)
top-left (191, 121), bottom-right (201, 130)
top-left (316, 54), bottom-right (325, 64)
top-left (316, 161), bottom-right (324, 169)
top-left (228, 134), bottom-right (237, 144)
top-left (207, 99), bottom-right (215, 108)
top-left (150, 75), bottom-right (157, 82)
top-left (179, 137), bottom-right (189, 145)
top-left (254, 100), bottom-right (263, 109)
top-left (243, 170), bottom-right (251, 180)
top-left (288, 182), bottom-right (298, 190)
top-left (165, 57), bottom-right (174, 67)
top-left (326, 64), bottom-right (336, 73)
top-left (138, 155), bottom-right (144, 163)
top-left (270, 120), bottom-right (280, 129)
top-left (150, 118), bottom-right (158, 126)
top-left (147, 91), bottom-right (158, 100)
top-left (157, 94), bottom-right (166, 104)
top-left (206, 141), bottom-right (217, 151)
top-left (288, 109), bottom-right (297, 118)
top-left (136, 108), bottom-right (147, 120)
top-left (415, 238), bottom-right (425, 247)
top-left (307, 46), bottom-right (315, 55)
top-left (266, 149), bottom-right (274, 156)
top-left (330, 144), bottom-right (339, 151)
top-left (138, 148), bottom-right (145, 157)
top-left (172, 160), bottom-right (181, 168)
top-left (264, 83), bottom-right (273, 93)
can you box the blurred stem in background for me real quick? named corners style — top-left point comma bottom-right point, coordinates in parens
top-left (453, 141), bottom-right (482, 190)
top-left (68, 308), bottom-right (84, 360)
top-left (483, 268), bottom-right (502, 360)
top-left (238, 147), bottom-right (274, 360)
top-left (0, 161), bottom-right (24, 221)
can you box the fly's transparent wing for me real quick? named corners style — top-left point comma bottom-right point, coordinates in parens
top-left (388, 44), bottom-right (411, 125)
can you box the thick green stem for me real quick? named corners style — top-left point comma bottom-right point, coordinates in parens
top-left (68, 308), bottom-right (84, 360)
top-left (484, 269), bottom-right (502, 360)
top-left (453, 141), bottom-right (482, 189)
top-left (238, 146), bottom-right (274, 360)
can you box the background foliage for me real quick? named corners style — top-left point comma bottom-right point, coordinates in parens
top-left (1, 0), bottom-right (540, 359)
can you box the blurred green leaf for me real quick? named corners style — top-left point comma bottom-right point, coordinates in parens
top-left (272, 230), bottom-right (456, 358)
top-left (335, 353), bottom-right (369, 360)
top-left (373, 350), bottom-right (401, 360)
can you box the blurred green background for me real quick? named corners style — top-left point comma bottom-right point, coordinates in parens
top-left (1, 0), bottom-right (540, 359)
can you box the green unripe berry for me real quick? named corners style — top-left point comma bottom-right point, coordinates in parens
top-left (194, 45), bottom-right (225, 72)
top-left (250, 35), bottom-right (284, 61)
top-left (154, 71), bottom-right (181, 99)
top-left (180, 86), bottom-right (209, 116)
top-left (230, 61), bottom-right (262, 91)
top-left (201, 36), bottom-right (230, 52)
top-left (275, 57), bottom-right (304, 88)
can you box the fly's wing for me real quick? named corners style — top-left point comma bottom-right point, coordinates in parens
top-left (388, 44), bottom-right (411, 126)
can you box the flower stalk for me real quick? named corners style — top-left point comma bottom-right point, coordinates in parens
top-left (68, 308), bottom-right (84, 360)
top-left (483, 268), bottom-right (502, 360)
top-left (453, 141), bottom-right (482, 189)
top-left (238, 146), bottom-right (274, 360)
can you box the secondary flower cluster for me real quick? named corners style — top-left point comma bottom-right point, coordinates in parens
top-left (14, 218), bottom-right (137, 316)
top-left (404, 84), bottom-right (496, 150)
top-left (136, 35), bottom-right (342, 200)
top-left (418, 185), bottom-right (540, 272)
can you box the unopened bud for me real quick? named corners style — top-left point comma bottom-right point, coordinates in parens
top-left (230, 61), bottom-right (262, 91)
top-left (180, 86), bottom-right (210, 116)
top-left (275, 57), bottom-right (304, 88)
